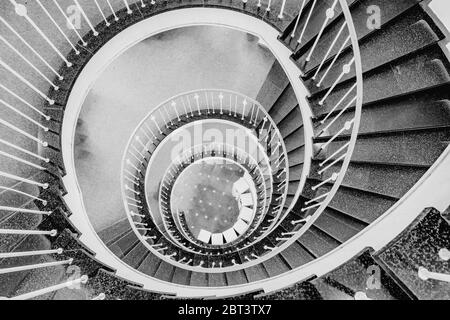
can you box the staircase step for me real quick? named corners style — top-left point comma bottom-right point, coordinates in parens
top-left (0, 209), bottom-right (43, 253)
top-left (98, 218), bottom-right (131, 246)
top-left (287, 146), bottom-right (305, 167)
top-left (172, 267), bottom-right (190, 286)
top-left (313, 89), bottom-right (450, 135)
top-left (154, 260), bottom-right (175, 282)
top-left (261, 255), bottom-right (290, 277)
top-left (323, 250), bottom-right (411, 300)
top-left (303, 181), bottom-right (397, 224)
top-left (288, 164), bottom-right (304, 181)
top-left (314, 209), bottom-right (364, 243)
top-left (310, 46), bottom-right (450, 115)
top-left (208, 272), bottom-right (227, 287)
top-left (137, 253), bottom-right (161, 277)
top-left (287, 181), bottom-right (300, 195)
top-left (0, 234), bottom-right (50, 298)
top-left (9, 254), bottom-right (66, 300)
top-left (280, 240), bottom-right (315, 268)
top-left (284, 0), bottom-right (338, 50)
top-left (243, 264), bottom-right (269, 282)
top-left (108, 230), bottom-right (140, 259)
top-left (87, 269), bottom-right (160, 300)
top-left (52, 229), bottom-right (112, 276)
top-left (265, 280), bottom-right (324, 300)
top-left (312, 278), bottom-right (355, 300)
top-left (278, 107), bottom-right (304, 138)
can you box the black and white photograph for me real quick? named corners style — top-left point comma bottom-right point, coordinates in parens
top-left (0, 0), bottom-right (449, 306)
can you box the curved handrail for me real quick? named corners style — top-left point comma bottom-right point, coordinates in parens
top-left (0, 0), bottom-right (363, 290)
top-left (120, 89), bottom-right (290, 251)
top-left (159, 142), bottom-right (268, 251)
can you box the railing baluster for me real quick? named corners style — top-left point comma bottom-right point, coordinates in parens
top-left (94, 0), bottom-right (110, 27)
top-left (9, 1), bottom-right (72, 67)
top-left (0, 171), bottom-right (48, 189)
top-left (0, 275), bottom-right (88, 300)
top-left (0, 138), bottom-right (50, 163)
top-left (0, 206), bottom-right (51, 215)
top-left (301, 201), bottom-right (322, 212)
top-left (52, 0), bottom-right (88, 46)
top-left (0, 17), bottom-right (63, 79)
top-left (266, 0), bottom-right (272, 12)
top-left (318, 119), bottom-right (354, 152)
top-left (126, 159), bottom-right (142, 172)
top-left (0, 84), bottom-right (50, 120)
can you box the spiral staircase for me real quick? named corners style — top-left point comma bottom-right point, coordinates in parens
top-left (0, 0), bottom-right (449, 300)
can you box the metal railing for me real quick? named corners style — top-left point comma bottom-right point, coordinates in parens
top-left (159, 142), bottom-right (269, 251)
top-left (0, 0), bottom-right (361, 284)
top-left (120, 89), bottom-right (290, 259)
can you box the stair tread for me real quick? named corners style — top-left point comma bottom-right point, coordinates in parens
top-left (122, 242), bottom-right (148, 269)
top-left (374, 208), bottom-right (450, 300)
top-left (306, 6), bottom-right (443, 92)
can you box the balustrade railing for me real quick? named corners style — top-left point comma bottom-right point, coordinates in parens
top-left (159, 143), bottom-right (270, 251)
top-left (0, 0), bottom-right (362, 281)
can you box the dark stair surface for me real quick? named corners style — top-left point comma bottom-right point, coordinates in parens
top-left (0, 0), bottom-right (449, 300)
top-left (373, 207), bottom-right (450, 300)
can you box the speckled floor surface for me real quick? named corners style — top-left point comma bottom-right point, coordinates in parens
top-left (74, 26), bottom-right (275, 231)
top-left (171, 159), bottom-right (244, 237)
